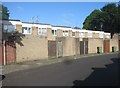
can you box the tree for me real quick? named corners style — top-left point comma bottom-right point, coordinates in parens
top-left (83, 2), bottom-right (120, 35)
top-left (101, 3), bottom-right (118, 34)
top-left (83, 9), bottom-right (102, 31)
top-left (0, 4), bottom-right (25, 47)
top-left (0, 4), bottom-right (9, 20)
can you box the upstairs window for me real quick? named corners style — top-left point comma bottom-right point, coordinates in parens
top-left (72, 32), bottom-right (75, 37)
top-left (88, 32), bottom-right (92, 38)
top-left (63, 30), bottom-right (68, 36)
top-left (38, 28), bottom-right (47, 36)
top-left (51, 29), bottom-right (57, 36)
top-left (80, 32), bottom-right (85, 37)
top-left (3, 25), bottom-right (16, 33)
top-left (22, 27), bottom-right (32, 34)
top-left (99, 33), bottom-right (104, 38)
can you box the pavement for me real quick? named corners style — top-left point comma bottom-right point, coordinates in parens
top-left (2, 52), bottom-right (119, 75)
top-left (0, 66), bottom-right (2, 88)
top-left (0, 66), bottom-right (2, 74)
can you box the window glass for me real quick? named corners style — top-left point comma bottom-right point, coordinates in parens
top-left (28, 28), bottom-right (31, 33)
top-left (42, 28), bottom-right (47, 35)
top-left (4, 25), bottom-right (15, 32)
top-left (80, 32), bottom-right (84, 37)
top-left (52, 30), bottom-right (54, 35)
top-left (38, 28), bottom-right (42, 34)
top-left (3, 25), bottom-right (8, 32)
top-left (72, 32), bottom-right (75, 36)
top-left (99, 33), bottom-right (103, 38)
top-left (51, 29), bottom-right (57, 36)
top-left (38, 28), bottom-right (47, 35)
top-left (88, 32), bottom-right (92, 37)
top-left (63, 30), bottom-right (68, 36)
top-left (22, 27), bottom-right (27, 30)
top-left (54, 30), bottom-right (57, 35)
top-left (22, 27), bottom-right (31, 34)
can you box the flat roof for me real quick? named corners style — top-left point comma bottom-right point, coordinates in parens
top-left (52, 25), bottom-right (72, 28)
top-left (22, 22), bottom-right (51, 25)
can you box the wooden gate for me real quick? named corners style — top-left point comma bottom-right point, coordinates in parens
top-left (80, 38), bottom-right (88, 55)
top-left (5, 40), bottom-right (16, 64)
top-left (85, 41), bottom-right (88, 54)
top-left (57, 41), bottom-right (63, 57)
top-left (104, 40), bottom-right (110, 53)
top-left (80, 41), bottom-right (84, 55)
top-left (119, 40), bottom-right (120, 51)
top-left (0, 40), bottom-right (3, 65)
top-left (48, 41), bottom-right (57, 57)
top-left (75, 38), bottom-right (80, 55)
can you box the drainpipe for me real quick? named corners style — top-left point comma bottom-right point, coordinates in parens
top-left (3, 40), bottom-right (6, 65)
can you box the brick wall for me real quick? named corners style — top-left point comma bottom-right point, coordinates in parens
top-left (47, 28), bottom-right (56, 41)
top-left (16, 35), bottom-right (48, 62)
top-left (88, 38), bottom-right (103, 53)
top-left (110, 39), bottom-right (119, 52)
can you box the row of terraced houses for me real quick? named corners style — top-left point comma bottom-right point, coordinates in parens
top-left (0, 19), bottom-right (120, 65)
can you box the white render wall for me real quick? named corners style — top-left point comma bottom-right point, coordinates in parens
top-left (2, 20), bottom-right (111, 39)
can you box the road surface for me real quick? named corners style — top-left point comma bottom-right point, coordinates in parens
top-left (2, 53), bottom-right (119, 86)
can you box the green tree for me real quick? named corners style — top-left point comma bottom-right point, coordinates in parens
top-left (83, 2), bottom-right (120, 34)
top-left (101, 3), bottom-right (118, 33)
top-left (0, 4), bottom-right (9, 20)
top-left (83, 9), bottom-right (102, 31)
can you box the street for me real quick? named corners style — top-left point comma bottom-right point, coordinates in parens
top-left (2, 53), bottom-right (119, 86)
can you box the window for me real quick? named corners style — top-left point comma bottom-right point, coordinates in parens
top-left (80, 32), bottom-right (85, 37)
top-left (63, 31), bottom-right (68, 36)
top-left (55, 30), bottom-right (57, 35)
top-left (51, 29), bottom-right (57, 36)
top-left (52, 30), bottom-right (54, 35)
top-left (38, 28), bottom-right (47, 35)
top-left (72, 32), bottom-right (75, 37)
top-left (3, 25), bottom-right (15, 33)
top-left (22, 27), bottom-right (32, 34)
top-left (88, 32), bottom-right (92, 38)
top-left (28, 28), bottom-right (31, 33)
top-left (3, 25), bottom-right (8, 32)
top-left (99, 33), bottom-right (103, 38)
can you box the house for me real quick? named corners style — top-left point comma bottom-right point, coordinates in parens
top-left (1, 19), bottom-right (119, 65)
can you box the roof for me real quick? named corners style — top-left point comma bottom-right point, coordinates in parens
top-left (9, 19), bottom-right (21, 21)
top-left (52, 25), bottom-right (72, 28)
top-left (22, 22), bottom-right (51, 25)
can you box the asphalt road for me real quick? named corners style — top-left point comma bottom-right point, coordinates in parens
top-left (2, 53), bottom-right (119, 86)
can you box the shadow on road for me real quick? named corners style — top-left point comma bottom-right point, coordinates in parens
top-left (0, 75), bottom-right (5, 81)
top-left (72, 57), bottom-right (120, 87)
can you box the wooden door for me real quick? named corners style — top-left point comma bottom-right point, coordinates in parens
top-left (85, 41), bottom-right (88, 54)
top-left (75, 38), bottom-right (80, 55)
top-left (80, 41), bottom-right (84, 55)
top-left (0, 40), bottom-right (3, 65)
top-left (5, 41), bottom-right (16, 64)
top-left (48, 41), bottom-right (57, 57)
top-left (104, 40), bottom-right (110, 53)
top-left (57, 42), bottom-right (63, 57)
top-left (119, 40), bottom-right (120, 51)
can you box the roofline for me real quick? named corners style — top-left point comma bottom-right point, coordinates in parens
top-left (22, 22), bottom-right (51, 25)
top-left (52, 25), bottom-right (72, 28)
top-left (9, 19), bottom-right (21, 21)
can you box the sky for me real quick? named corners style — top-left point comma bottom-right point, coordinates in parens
top-left (3, 2), bottom-right (116, 28)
